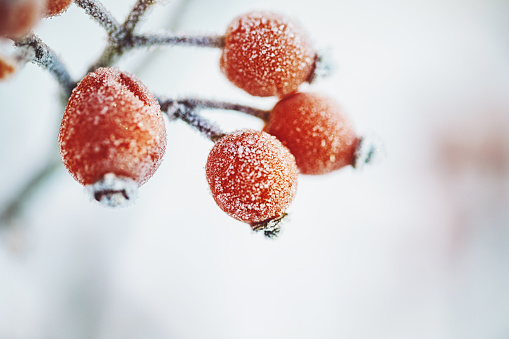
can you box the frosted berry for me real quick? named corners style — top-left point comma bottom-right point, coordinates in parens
top-left (220, 11), bottom-right (316, 97)
top-left (58, 67), bottom-right (167, 206)
top-left (44, 0), bottom-right (73, 17)
top-left (264, 92), bottom-right (358, 175)
top-left (206, 130), bottom-right (298, 234)
top-left (0, 0), bottom-right (45, 39)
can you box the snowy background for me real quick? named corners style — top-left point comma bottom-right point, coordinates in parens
top-left (1, 0), bottom-right (509, 338)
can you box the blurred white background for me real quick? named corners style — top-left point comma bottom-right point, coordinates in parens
top-left (1, 0), bottom-right (509, 338)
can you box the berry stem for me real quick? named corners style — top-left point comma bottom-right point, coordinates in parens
top-left (74, 0), bottom-right (121, 36)
top-left (89, 32), bottom-right (225, 71)
top-left (122, 0), bottom-right (157, 35)
top-left (14, 34), bottom-right (76, 96)
top-left (178, 98), bottom-right (269, 120)
top-left (159, 99), bottom-right (226, 142)
top-left (159, 96), bottom-right (271, 140)
top-left (83, 0), bottom-right (223, 71)
top-left (130, 33), bottom-right (225, 49)
top-left (130, 0), bottom-right (196, 74)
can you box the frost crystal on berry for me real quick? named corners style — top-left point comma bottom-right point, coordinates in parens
top-left (264, 92), bottom-right (358, 175)
top-left (58, 67), bottom-right (166, 206)
top-left (206, 130), bottom-right (298, 226)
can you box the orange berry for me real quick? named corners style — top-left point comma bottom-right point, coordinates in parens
top-left (264, 92), bottom-right (358, 175)
top-left (206, 130), bottom-right (297, 227)
top-left (44, 0), bottom-right (72, 17)
top-left (0, 0), bottom-right (45, 39)
top-left (58, 67), bottom-right (166, 206)
top-left (220, 11), bottom-right (316, 97)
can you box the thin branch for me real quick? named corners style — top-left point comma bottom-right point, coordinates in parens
top-left (89, 32), bottom-right (224, 71)
top-left (74, 0), bottom-right (121, 36)
top-left (122, 0), bottom-right (157, 35)
top-left (14, 34), bottom-right (75, 96)
top-left (158, 99), bottom-right (226, 142)
top-left (130, 33), bottom-right (225, 49)
top-left (180, 98), bottom-right (270, 121)
top-left (176, 105), bottom-right (226, 142)
top-left (131, 0), bottom-right (194, 75)
top-left (83, 0), bottom-right (223, 72)
top-left (0, 156), bottom-right (61, 228)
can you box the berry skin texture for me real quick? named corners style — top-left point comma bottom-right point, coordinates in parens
top-left (58, 67), bottom-right (166, 194)
top-left (220, 11), bottom-right (316, 98)
top-left (264, 92), bottom-right (358, 175)
top-left (44, 0), bottom-right (73, 17)
top-left (0, 0), bottom-right (45, 39)
top-left (206, 130), bottom-right (298, 226)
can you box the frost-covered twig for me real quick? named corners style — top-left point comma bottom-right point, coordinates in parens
top-left (179, 98), bottom-right (270, 120)
top-left (89, 31), bottom-right (225, 71)
top-left (159, 99), bottom-right (226, 142)
top-left (131, 0), bottom-right (194, 74)
top-left (74, 0), bottom-right (121, 36)
top-left (122, 0), bottom-right (157, 35)
top-left (130, 33), bottom-right (225, 49)
top-left (84, 0), bottom-right (223, 71)
top-left (159, 97), bottom-right (270, 141)
top-left (14, 34), bottom-right (75, 96)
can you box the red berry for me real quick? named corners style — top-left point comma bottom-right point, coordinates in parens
top-left (220, 11), bottom-right (316, 97)
top-left (264, 92), bottom-right (358, 175)
top-left (58, 67), bottom-right (166, 206)
top-left (0, 0), bottom-right (45, 39)
top-left (206, 130), bottom-right (298, 227)
top-left (44, 0), bottom-right (73, 17)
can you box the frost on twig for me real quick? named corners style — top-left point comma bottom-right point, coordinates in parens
top-left (131, 33), bottom-right (225, 49)
top-left (159, 97), bottom-right (271, 140)
top-left (74, 0), bottom-right (121, 36)
top-left (130, 0), bottom-right (195, 74)
top-left (84, 0), bottom-right (224, 71)
top-left (160, 100), bottom-right (226, 142)
top-left (179, 98), bottom-right (269, 120)
top-left (122, 0), bottom-right (158, 35)
top-left (14, 34), bottom-right (75, 96)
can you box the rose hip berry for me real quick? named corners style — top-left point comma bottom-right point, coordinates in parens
top-left (206, 130), bottom-right (298, 234)
top-left (220, 11), bottom-right (316, 97)
top-left (58, 67), bottom-right (167, 206)
top-left (0, 0), bottom-right (45, 39)
top-left (264, 92), bottom-right (359, 175)
top-left (44, 0), bottom-right (73, 17)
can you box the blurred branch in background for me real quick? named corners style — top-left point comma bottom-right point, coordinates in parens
top-left (0, 0), bottom-right (196, 233)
